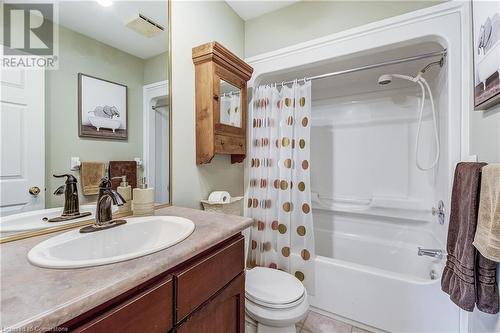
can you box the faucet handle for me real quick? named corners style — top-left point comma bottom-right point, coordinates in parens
top-left (53, 174), bottom-right (77, 184)
top-left (54, 185), bottom-right (66, 195)
top-left (99, 177), bottom-right (112, 190)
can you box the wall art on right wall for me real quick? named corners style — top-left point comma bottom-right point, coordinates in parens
top-left (473, 0), bottom-right (500, 111)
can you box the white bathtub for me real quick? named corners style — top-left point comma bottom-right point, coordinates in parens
top-left (309, 209), bottom-right (460, 333)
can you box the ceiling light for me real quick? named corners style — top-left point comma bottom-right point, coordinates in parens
top-left (96, 0), bottom-right (113, 7)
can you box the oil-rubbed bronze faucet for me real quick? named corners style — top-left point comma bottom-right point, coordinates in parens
top-left (48, 174), bottom-right (91, 222)
top-left (80, 177), bottom-right (127, 233)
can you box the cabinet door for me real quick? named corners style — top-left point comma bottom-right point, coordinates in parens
top-left (177, 273), bottom-right (245, 333)
top-left (175, 236), bottom-right (244, 322)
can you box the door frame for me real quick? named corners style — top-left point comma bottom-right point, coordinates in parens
top-left (143, 80), bottom-right (169, 201)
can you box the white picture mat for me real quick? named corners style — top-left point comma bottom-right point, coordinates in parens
top-left (80, 75), bottom-right (127, 129)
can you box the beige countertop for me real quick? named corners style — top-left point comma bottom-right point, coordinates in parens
top-left (0, 206), bottom-right (253, 331)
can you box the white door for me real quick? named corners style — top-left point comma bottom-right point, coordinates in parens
top-left (0, 67), bottom-right (45, 216)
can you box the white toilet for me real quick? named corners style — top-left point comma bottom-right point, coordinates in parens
top-left (243, 231), bottom-right (309, 332)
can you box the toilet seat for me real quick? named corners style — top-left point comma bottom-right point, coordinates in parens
top-left (246, 267), bottom-right (305, 308)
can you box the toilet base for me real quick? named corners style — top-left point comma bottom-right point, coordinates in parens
top-left (245, 314), bottom-right (296, 333)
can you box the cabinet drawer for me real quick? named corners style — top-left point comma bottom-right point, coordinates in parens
top-left (214, 134), bottom-right (245, 155)
top-left (74, 277), bottom-right (173, 333)
top-left (175, 236), bottom-right (244, 322)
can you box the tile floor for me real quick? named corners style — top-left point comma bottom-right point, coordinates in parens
top-left (296, 310), bottom-right (374, 333)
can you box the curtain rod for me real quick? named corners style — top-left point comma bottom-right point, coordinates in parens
top-left (271, 49), bottom-right (447, 87)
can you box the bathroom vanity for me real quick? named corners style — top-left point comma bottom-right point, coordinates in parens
top-left (0, 207), bottom-right (253, 332)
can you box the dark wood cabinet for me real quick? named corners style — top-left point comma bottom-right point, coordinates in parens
top-left (73, 277), bottom-right (173, 333)
top-left (177, 273), bottom-right (245, 333)
top-left (62, 234), bottom-right (245, 333)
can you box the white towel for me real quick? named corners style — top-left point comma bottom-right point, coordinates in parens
top-left (473, 164), bottom-right (500, 262)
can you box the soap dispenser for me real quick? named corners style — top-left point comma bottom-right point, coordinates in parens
top-left (116, 175), bottom-right (132, 214)
top-left (132, 177), bottom-right (155, 216)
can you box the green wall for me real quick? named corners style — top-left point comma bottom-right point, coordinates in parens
top-left (171, 1), bottom-right (245, 209)
top-left (244, 1), bottom-right (444, 58)
top-left (144, 51), bottom-right (169, 85)
top-left (46, 25), bottom-right (167, 208)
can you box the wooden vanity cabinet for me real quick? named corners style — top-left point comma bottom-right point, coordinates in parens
top-left (63, 234), bottom-right (245, 333)
top-left (192, 42), bottom-right (253, 164)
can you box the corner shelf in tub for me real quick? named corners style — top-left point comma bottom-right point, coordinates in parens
top-left (311, 194), bottom-right (432, 223)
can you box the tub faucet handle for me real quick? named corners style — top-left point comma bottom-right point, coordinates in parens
top-left (432, 200), bottom-right (445, 225)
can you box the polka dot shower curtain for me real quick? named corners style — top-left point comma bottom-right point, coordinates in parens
top-left (246, 80), bottom-right (315, 292)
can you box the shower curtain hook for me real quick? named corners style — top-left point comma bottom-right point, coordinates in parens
top-left (281, 81), bottom-right (285, 88)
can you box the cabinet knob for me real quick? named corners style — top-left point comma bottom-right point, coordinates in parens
top-left (213, 94), bottom-right (219, 101)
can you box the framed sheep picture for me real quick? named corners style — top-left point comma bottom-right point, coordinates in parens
top-left (472, 0), bottom-right (500, 111)
top-left (78, 73), bottom-right (128, 139)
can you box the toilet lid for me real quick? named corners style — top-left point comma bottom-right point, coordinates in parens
top-left (246, 267), bottom-right (305, 306)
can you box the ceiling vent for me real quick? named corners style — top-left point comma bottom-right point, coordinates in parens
top-left (126, 14), bottom-right (165, 38)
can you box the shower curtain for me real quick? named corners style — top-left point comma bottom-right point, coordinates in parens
top-left (246, 80), bottom-right (315, 292)
top-left (221, 93), bottom-right (241, 127)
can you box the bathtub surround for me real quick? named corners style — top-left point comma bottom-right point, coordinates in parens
top-left (441, 162), bottom-right (499, 314)
top-left (473, 164), bottom-right (500, 262)
top-left (247, 82), bottom-right (315, 291)
top-left (244, 2), bottom-right (493, 331)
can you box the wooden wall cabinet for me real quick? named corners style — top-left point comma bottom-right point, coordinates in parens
top-left (192, 42), bottom-right (253, 164)
top-left (62, 235), bottom-right (245, 333)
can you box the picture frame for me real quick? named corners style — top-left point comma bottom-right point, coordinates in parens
top-left (472, 0), bottom-right (500, 111)
top-left (78, 73), bottom-right (128, 139)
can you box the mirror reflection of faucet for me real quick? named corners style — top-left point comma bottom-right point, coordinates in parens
top-left (47, 174), bottom-right (92, 222)
top-left (80, 177), bottom-right (127, 233)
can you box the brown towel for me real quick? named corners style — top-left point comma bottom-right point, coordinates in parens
top-left (109, 161), bottom-right (137, 190)
top-left (441, 162), bottom-right (499, 314)
top-left (80, 161), bottom-right (106, 195)
top-left (473, 164), bottom-right (500, 261)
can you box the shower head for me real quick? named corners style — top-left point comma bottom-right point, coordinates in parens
top-left (377, 73), bottom-right (418, 85)
top-left (378, 74), bottom-right (393, 85)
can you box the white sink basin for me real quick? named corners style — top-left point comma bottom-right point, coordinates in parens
top-left (28, 216), bottom-right (195, 269)
top-left (0, 205), bottom-right (116, 234)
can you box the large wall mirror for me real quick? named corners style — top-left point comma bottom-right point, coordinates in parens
top-left (0, 0), bottom-right (171, 242)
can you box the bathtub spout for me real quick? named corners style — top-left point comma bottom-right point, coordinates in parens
top-left (417, 247), bottom-right (444, 259)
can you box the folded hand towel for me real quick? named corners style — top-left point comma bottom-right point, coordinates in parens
top-left (473, 163), bottom-right (500, 314)
top-left (109, 161), bottom-right (137, 190)
top-left (474, 164), bottom-right (500, 262)
top-left (80, 161), bottom-right (106, 195)
top-left (441, 162), bottom-right (499, 314)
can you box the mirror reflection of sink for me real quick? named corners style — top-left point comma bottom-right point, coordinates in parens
top-left (0, 205), bottom-right (117, 234)
top-left (28, 216), bottom-right (195, 269)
